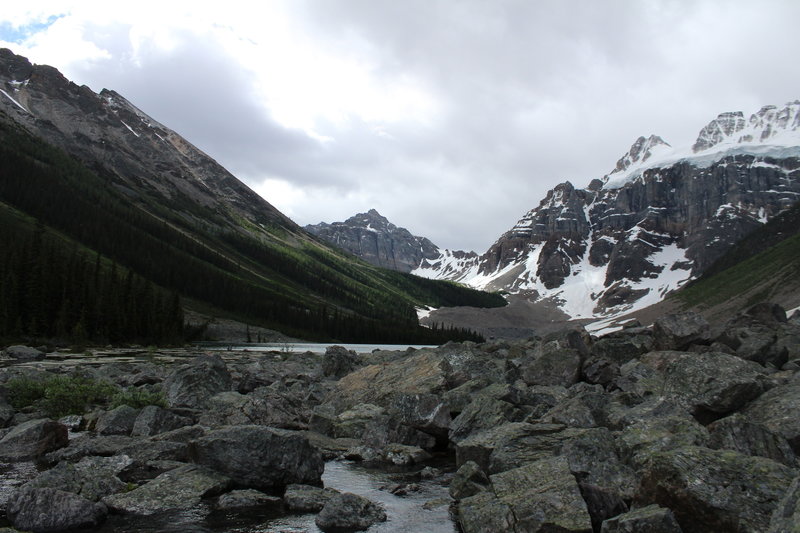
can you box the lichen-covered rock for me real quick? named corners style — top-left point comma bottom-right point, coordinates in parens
top-left (457, 491), bottom-right (516, 533)
top-left (519, 348), bottom-right (582, 387)
top-left (188, 425), bottom-right (324, 490)
top-left (600, 504), bottom-right (683, 533)
top-left (617, 414), bottom-right (709, 469)
top-left (8, 487), bottom-right (107, 532)
top-left (199, 387), bottom-right (309, 430)
top-left (0, 419), bottom-right (68, 461)
top-left (163, 353), bottom-right (231, 409)
top-left (637, 446), bottom-right (794, 533)
top-left (708, 413), bottom-right (796, 467)
top-left (315, 492), bottom-right (387, 532)
top-left (449, 461), bottom-right (490, 500)
top-left (742, 381), bottom-right (800, 453)
top-left (103, 464), bottom-right (230, 515)
top-left (768, 476), bottom-right (800, 533)
top-left (455, 422), bottom-right (561, 473)
top-left (483, 456), bottom-right (592, 533)
top-left (449, 395), bottom-right (523, 443)
top-left (20, 455), bottom-right (132, 501)
top-left (387, 392), bottom-right (451, 438)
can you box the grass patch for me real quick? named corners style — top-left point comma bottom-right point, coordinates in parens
top-left (110, 387), bottom-right (166, 410)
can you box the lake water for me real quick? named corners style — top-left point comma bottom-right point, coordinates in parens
top-left (195, 342), bottom-right (438, 354)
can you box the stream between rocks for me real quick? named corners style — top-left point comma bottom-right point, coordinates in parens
top-left (0, 459), bottom-right (457, 532)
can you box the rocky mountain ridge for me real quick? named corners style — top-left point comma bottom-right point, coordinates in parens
top-left (414, 101), bottom-right (800, 320)
top-left (305, 209), bottom-right (442, 272)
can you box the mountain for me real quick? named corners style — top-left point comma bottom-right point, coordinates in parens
top-left (416, 101), bottom-right (800, 321)
top-left (0, 48), bottom-right (504, 344)
top-left (305, 209), bottom-right (440, 272)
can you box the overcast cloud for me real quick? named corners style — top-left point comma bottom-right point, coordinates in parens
top-left (1, 1), bottom-right (799, 252)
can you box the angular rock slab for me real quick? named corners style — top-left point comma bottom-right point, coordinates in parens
top-left (0, 419), bottom-right (68, 461)
top-left (458, 456), bottom-right (592, 533)
top-left (768, 476), bottom-right (800, 533)
top-left (600, 504), bottom-right (683, 533)
top-left (8, 487), bottom-right (107, 532)
top-left (638, 446), bottom-right (794, 533)
top-left (742, 381), bottom-right (800, 454)
top-left (103, 464), bottom-right (230, 515)
top-left (163, 353), bottom-right (232, 409)
top-left (188, 425), bottom-right (324, 490)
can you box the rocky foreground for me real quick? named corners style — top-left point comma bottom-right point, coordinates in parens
top-left (0, 303), bottom-right (799, 532)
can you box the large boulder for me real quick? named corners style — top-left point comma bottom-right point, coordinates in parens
top-left (449, 395), bottom-right (523, 443)
top-left (0, 419), bottom-right (69, 461)
top-left (131, 405), bottom-right (193, 437)
top-left (19, 455), bottom-right (132, 502)
top-left (449, 461), bottom-right (491, 500)
top-left (283, 483), bottom-right (339, 513)
top-left (2, 345), bottom-right (45, 360)
top-left (708, 413), bottom-right (796, 467)
top-left (162, 354), bottom-right (231, 409)
top-left (653, 312), bottom-right (710, 351)
top-left (188, 425), bottom-right (324, 490)
top-left (199, 387), bottom-right (309, 430)
top-left (458, 456), bottom-right (592, 533)
top-left (103, 464), bottom-right (230, 515)
top-left (637, 446), bottom-right (795, 533)
top-left (620, 351), bottom-right (766, 421)
top-left (8, 487), bottom-right (107, 532)
top-left (322, 345), bottom-right (361, 378)
top-left (315, 492), bottom-right (387, 532)
top-left (742, 380), bottom-right (800, 453)
top-left (95, 405), bottom-right (140, 436)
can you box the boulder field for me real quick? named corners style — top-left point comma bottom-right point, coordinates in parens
top-left (0, 302), bottom-right (798, 532)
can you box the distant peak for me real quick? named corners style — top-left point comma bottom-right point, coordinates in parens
top-left (611, 134), bottom-right (671, 175)
top-left (692, 101), bottom-right (800, 153)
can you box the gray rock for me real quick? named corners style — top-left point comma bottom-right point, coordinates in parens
top-left (8, 487), bottom-right (107, 532)
top-left (20, 455), bottom-right (132, 501)
top-left (333, 403), bottom-right (388, 440)
top-left (322, 345), bottom-right (361, 378)
top-left (382, 443), bottom-right (432, 465)
top-left (214, 489), bottom-right (282, 510)
top-left (637, 446), bottom-right (795, 533)
top-left (131, 405), bottom-right (192, 437)
top-left (559, 427), bottom-right (637, 528)
top-left (601, 504), bottom-right (683, 533)
top-left (449, 461), bottom-right (490, 500)
top-left (188, 425), bottom-right (324, 490)
top-left (449, 395), bottom-right (522, 443)
top-left (617, 414), bottom-right (709, 469)
top-left (768, 476), bottom-right (800, 533)
top-left (475, 456), bottom-right (592, 533)
top-left (456, 491), bottom-right (516, 533)
top-left (95, 405), bottom-right (140, 436)
top-left (283, 483), bottom-right (337, 513)
top-left (519, 348), bottom-right (582, 387)
top-left (653, 312), bottom-right (710, 350)
top-left (163, 353), bottom-right (231, 409)
top-left (315, 492), bottom-right (387, 532)
top-left (199, 388), bottom-right (309, 430)
top-left (44, 434), bottom-right (136, 464)
top-left (103, 464), bottom-right (230, 515)
top-left (742, 381), bottom-right (800, 453)
top-left (3, 345), bottom-right (45, 360)
top-left (283, 483), bottom-right (339, 513)
top-left (0, 419), bottom-right (69, 461)
top-left (708, 413), bottom-right (796, 467)
top-left (387, 392), bottom-right (451, 438)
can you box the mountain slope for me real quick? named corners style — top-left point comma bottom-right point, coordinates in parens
top-left (417, 101), bottom-right (800, 321)
top-left (0, 49), bottom-right (504, 343)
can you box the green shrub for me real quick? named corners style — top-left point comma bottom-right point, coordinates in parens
top-left (5, 375), bottom-right (117, 418)
top-left (110, 387), bottom-right (167, 410)
top-left (6, 377), bottom-right (48, 409)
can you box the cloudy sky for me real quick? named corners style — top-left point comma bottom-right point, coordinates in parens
top-left (1, 1), bottom-right (799, 252)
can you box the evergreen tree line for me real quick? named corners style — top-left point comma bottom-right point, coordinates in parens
top-left (0, 215), bottom-right (183, 345)
top-left (0, 117), bottom-right (489, 344)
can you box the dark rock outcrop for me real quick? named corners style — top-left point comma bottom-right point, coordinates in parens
top-left (0, 419), bottom-right (69, 461)
top-left (8, 487), bottom-right (108, 532)
top-left (315, 492), bottom-right (387, 532)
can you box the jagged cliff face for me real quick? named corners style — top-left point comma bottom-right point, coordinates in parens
top-left (0, 48), bottom-right (295, 234)
top-left (305, 209), bottom-right (443, 272)
top-left (457, 101), bottom-right (800, 318)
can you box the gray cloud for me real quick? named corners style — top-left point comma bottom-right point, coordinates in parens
top-left (15, 0), bottom-right (800, 252)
